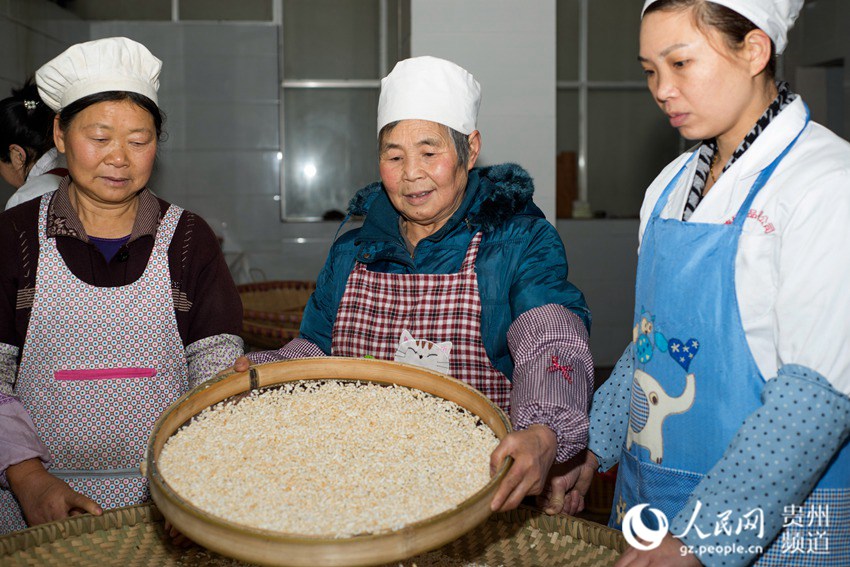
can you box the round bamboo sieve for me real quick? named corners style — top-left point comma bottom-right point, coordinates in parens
top-left (145, 357), bottom-right (513, 567)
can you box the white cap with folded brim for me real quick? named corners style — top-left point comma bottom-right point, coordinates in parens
top-left (642, 0), bottom-right (803, 54)
top-left (377, 56), bottom-right (481, 137)
top-left (35, 36), bottom-right (161, 112)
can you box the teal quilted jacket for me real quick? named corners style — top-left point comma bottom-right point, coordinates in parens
top-left (299, 163), bottom-right (591, 380)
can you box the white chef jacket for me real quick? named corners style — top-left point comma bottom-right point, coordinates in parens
top-left (638, 97), bottom-right (850, 396)
top-left (4, 148), bottom-right (66, 211)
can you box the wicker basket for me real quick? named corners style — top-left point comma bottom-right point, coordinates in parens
top-left (144, 357), bottom-right (517, 566)
top-left (0, 503), bottom-right (625, 567)
top-left (579, 468), bottom-right (618, 526)
top-left (237, 281), bottom-right (316, 350)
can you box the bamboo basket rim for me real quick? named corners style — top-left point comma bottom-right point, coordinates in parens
top-left (145, 357), bottom-right (514, 545)
top-left (236, 280), bottom-right (316, 292)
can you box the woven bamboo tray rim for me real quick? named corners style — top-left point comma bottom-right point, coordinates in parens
top-left (240, 320), bottom-right (301, 336)
top-left (236, 280), bottom-right (316, 293)
top-left (239, 291), bottom-right (312, 313)
top-left (239, 323), bottom-right (300, 350)
top-left (242, 309), bottom-right (304, 323)
top-left (238, 281), bottom-right (316, 314)
top-left (144, 358), bottom-right (516, 566)
top-left (0, 503), bottom-right (625, 566)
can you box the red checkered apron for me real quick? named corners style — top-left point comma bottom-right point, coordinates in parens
top-left (332, 232), bottom-right (512, 411)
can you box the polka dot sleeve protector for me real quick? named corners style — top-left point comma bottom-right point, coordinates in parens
top-left (588, 343), bottom-right (634, 472)
top-left (671, 365), bottom-right (850, 567)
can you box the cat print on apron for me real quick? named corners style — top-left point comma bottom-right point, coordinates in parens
top-left (332, 232), bottom-right (512, 412)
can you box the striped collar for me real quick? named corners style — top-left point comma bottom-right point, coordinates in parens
top-left (706, 81), bottom-right (797, 175)
top-left (683, 81), bottom-right (797, 221)
top-left (46, 177), bottom-right (162, 243)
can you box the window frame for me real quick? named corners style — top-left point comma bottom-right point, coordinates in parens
top-left (557, 0), bottom-right (647, 213)
top-left (277, 0), bottom-right (395, 221)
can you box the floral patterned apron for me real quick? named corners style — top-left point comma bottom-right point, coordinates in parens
top-left (0, 194), bottom-right (187, 533)
top-left (331, 232), bottom-right (512, 412)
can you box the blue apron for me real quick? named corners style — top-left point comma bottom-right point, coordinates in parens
top-left (612, 111), bottom-right (850, 563)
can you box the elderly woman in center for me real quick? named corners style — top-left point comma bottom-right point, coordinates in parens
top-left (236, 56), bottom-right (594, 512)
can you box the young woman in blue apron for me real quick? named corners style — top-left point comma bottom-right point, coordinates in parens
top-left (552, 1), bottom-right (850, 566)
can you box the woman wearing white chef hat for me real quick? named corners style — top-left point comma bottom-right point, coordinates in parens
top-left (552, 1), bottom-right (850, 565)
top-left (0, 37), bottom-right (243, 534)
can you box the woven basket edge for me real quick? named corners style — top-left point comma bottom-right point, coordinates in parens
top-left (0, 504), bottom-right (158, 556)
top-left (500, 505), bottom-right (626, 553)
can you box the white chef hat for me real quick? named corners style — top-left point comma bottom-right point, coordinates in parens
top-left (377, 56), bottom-right (481, 137)
top-left (35, 37), bottom-right (161, 112)
top-left (641, 0), bottom-right (804, 54)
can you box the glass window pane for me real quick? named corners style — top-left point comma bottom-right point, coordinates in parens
top-left (588, 0), bottom-right (644, 82)
top-left (283, 89), bottom-right (380, 219)
top-left (587, 91), bottom-right (680, 217)
top-left (284, 0), bottom-right (380, 79)
top-left (556, 89), bottom-right (579, 152)
top-left (68, 0), bottom-right (171, 20)
top-left (180, 0), bottom-right (273, 21)
top-left (557, 0), bottom-right (579, 82)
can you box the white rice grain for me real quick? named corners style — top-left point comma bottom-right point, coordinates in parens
top-left (159, 380), bottom-right (499, 537)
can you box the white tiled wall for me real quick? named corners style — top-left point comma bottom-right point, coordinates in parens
top-left (410, 0), bottom-right (557, 223)
top-left (0, 0), bottom-right (88, 204)
top-left (3, 4), bottom-right (646, 366)
top-left (557, 219), bottom-right (639, 366)
top-left (89, 21), bottom-right (344, 284)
